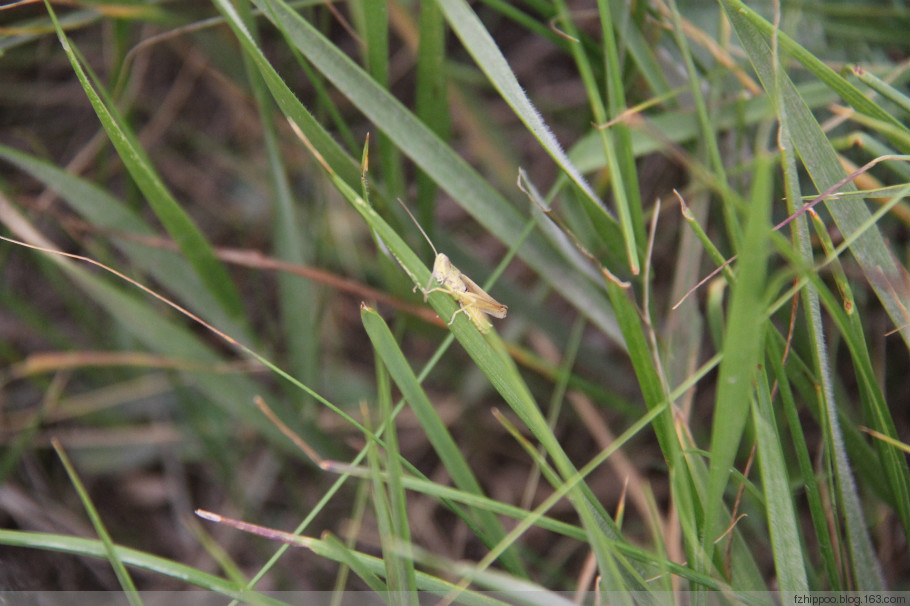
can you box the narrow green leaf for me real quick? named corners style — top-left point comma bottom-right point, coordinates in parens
top-left (552, 0), bottom-right (642, 274)
top-left (329, 460), bottom-right (586, 541)
top-left (320, 533), bottom-right (389, 595)
top-left (700, 154), bottom-right (773, 577)
top-left (664, 0), bottom-right (742, 249)
top-left (595, 0), bottom-right (647, 264)
top-left (807, 199), bottom-right (910, 541)
top-left (851, 65), bottom-right (910, 118)
top-left (0, 530), bottom-right (286, 604)
top-left (354, 0), bottom-right (405, 201)
top-left (752, 369), bottom-right (809, 590)
top-left (363, 373), bottom-right (414, 598)
top-left (233, 2), bottom-right (318, 407)
top-left (433, 0), bottom-right (606, 218)
top-left (53, 442), bottom-right (141, 605)
top-left (361, 305), bottom-right (527, 578)
top-left (771, 66), bottom-right (842, 589)
top-left (43, 0), bottom-right (246, 321)
top-left (415, 0), bottom-right (451, 234)
top-left (767, 332), bottom-right (842, 588)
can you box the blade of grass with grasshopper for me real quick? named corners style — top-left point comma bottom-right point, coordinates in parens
top-left (398, 199), bottom-right (507, 334)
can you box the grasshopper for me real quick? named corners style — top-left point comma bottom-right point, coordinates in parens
top-left (401, 202), bottom-right (507, 333)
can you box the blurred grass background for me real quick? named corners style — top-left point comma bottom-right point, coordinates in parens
top-left (0, 0), bottom-right (909, 598)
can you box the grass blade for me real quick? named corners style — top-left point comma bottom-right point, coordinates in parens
top-left (414, 0), bottom-right (451, 234)
top-left (233, 2), bottom-right (319, 406)
top-left (43, 0), bottom-right (246, 321)
top-left (361, 305), bottom-right (527, 577)
top-left (364, 363), bottom-right (417, 599)
top-left (0, 530), bottom-right (287, 603)
top-left (752, 367), bottom-right (809, 590)
top-left (52, 440), bottom-right (142, 605)
top-left (434, 0), bottom-right (605, 217)
top-left (700, 153), bottom-right (773, 578)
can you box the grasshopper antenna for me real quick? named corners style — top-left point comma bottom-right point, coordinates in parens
top-left (397, 198), bottom-right (438, 258)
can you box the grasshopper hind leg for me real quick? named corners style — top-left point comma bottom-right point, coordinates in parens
top-left (446, 303), bottom-right (492, 333)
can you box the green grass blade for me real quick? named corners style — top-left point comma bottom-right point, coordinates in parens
top-left (43, 0), bottom-right (246, 321)
top-left (752, 367), bottom-right (809, 590)
top-left (664, 0), bottom-right (741, 249)
top-left (415, 0), bottom-right (451, 234)
top-left (287, 533), bottom-right (516, 605)
top-left (353, 0), bottom-right (405, 201)
top-left (326, 460), bottom-right (586, 541)
top-left (360, 304), bottom-right (527, 577)
top-left (378, 358), bottom-right (419, 597)
top-left (771, 61), bottom-right (844, 591)
top-left (700, 153), bottom-right (773, 578)
top-left (364, 365), bottom-right (416, 599)
top-left (807, 282), bottom-right (906, 583)
top-left (53, 441), bottom-right (142, 604)
top-left (767, 332), bottom-right (842, 589)
top-left (320, 533), bottom-right (389, 595)
top-left (0, 530), bottom-right (287, 604)
top-left (603, 280), bottom-right (678, 462)
top-left (233, 2), bottom-right (319, 406)
top-left (801, 274), bottom-right (886, 590)
top-left (552, 0), bottom-right (642, 275)
top-left (807, 201), bottom-right (910, 541)
top-left (595, 0), bottom-right (647, 259)
top-left (851, 65), bottom-right (910, 119)
top-left (480, 0), bottom-right (672, 103)
top-left (260, 104), bottom-right (319, 406)
top-left (433, 0), bottom-right (604, 217)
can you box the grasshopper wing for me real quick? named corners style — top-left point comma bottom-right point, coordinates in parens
top-left (461, 274), bottom-right (507, 319)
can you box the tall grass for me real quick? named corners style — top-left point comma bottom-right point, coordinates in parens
top-left (1, 0), bottom-right (908, 599)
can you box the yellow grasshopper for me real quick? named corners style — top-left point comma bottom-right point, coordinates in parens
top-left (401, 202), bottom-right (507, 333)
top-left (424, 252), bottom-right (508, 333)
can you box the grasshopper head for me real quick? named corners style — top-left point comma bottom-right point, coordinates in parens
top-left (431, 253), bottom-right (467, 292)
top-left (431, 253), bottom-right (452, 279)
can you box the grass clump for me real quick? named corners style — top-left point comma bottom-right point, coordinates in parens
top-left (1, 0), bottom-right (908, 598)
